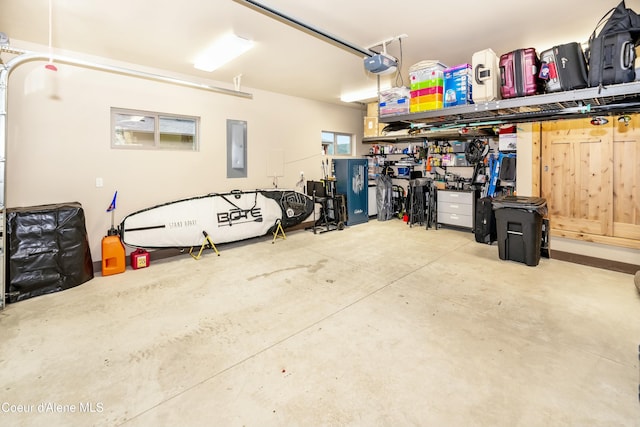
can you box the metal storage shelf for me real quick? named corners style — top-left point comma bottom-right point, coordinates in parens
top-left (378, 81), bottom-right (640, 128)
top-left (362, 127), bottom-right (494, 143)
top-left (363, 135), bottom-right (427, 143)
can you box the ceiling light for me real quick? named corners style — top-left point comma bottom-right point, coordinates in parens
top-left (194, 34), bottom-right (254, 72)
top-left (340, 83), bottom-right (392, 103)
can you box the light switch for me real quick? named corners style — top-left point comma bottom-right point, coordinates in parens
top-left (96, 177), bottom-right (103, 188)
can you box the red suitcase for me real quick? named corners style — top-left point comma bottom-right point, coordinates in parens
top-left (499, 48), bottom-right (543, 98)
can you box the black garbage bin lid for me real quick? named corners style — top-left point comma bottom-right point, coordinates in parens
top-left (492, 195), bottom-right (547, 211)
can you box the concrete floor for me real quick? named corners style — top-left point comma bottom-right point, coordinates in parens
top-left (0, 220), bottom-right (639, 426)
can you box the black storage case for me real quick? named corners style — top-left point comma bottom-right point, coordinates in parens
top-left (5, 202), bottom-right (94, 303)
top-left (539, 42), bottom-right (589, 92)
top-left (492, 196), bottom-right (547, 267)
top-left (588, 31), bottom-right (636, 87)
top-left (587, 1), bottom-right (640, 87)
top-left (475, 197), bottom-right (497, 244)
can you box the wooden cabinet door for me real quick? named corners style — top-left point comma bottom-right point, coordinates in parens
top-left (612, 118), bottom-right (640, 241)
top-left (541, 118), bottom-right (614, 238)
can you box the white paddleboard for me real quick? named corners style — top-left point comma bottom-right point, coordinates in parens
top-left (120, 190), bottom-right (313, 248)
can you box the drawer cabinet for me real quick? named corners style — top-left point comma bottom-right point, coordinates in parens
top-left (437, 190), bottom-right (475, 230)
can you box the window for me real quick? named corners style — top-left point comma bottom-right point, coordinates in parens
top-left (321, 131), bottom-right (352, 156)
top-left (111, 108), bottom-right (199, 151)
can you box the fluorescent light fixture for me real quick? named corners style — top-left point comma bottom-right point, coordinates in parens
top-left (194, 33), bottom-right (254, 72)
top-left (340, 83), bottom-right (392, 103)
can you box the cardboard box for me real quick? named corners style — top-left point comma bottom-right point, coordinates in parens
top-left (367, 102), bottom-right (378, 118)
top-left (499, 133), bottom-right (517, 151)
top-left (498, 125), bottom-right (517, 151)
top-left (444, 63), bottom-right (473, 107)
top-left (364, 117), bottom-right (379, 137)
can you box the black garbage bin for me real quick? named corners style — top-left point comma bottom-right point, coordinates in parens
top-left (492, 196), bottom-right (547, 266)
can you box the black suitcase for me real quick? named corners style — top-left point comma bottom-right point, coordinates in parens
top-left (474, 197), bottom-right (496, 244)
top-left (588, 31), bottom-right (636, 87)
top-left (539, 42), bottom-right (589, 92)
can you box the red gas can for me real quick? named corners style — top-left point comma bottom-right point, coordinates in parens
top-left (130, 249), bottom-right (150, 270)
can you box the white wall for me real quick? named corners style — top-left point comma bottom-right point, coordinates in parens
top-left (6, 50), bottom-right (363, 260)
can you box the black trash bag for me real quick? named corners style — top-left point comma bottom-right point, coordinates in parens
top-left (6, 202), bottom-right (94, 303)
top-left (375, 175), bottom-right (394, 221)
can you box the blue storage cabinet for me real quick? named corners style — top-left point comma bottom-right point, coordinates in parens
top-left (332, 159), bottom-right (368, 225)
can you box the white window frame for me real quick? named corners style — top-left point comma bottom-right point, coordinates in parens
top-left (321, 131), bottom-right (353, 156)
top-left (111, 107), bottom-right (200, 151)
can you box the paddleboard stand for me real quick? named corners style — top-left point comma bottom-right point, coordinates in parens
top-left (271, 219), bottom-right (286, 244)
top-left (189, 230), bottom-right (220, 260)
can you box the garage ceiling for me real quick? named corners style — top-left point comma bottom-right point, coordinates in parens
top-left (0, 0), bottom-right (629, 105)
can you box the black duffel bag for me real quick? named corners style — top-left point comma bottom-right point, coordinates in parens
top-left (587, 1), bottom-right (640, 88)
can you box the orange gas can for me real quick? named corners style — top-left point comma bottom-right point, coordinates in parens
top-left (101, 228), bottom-right (125, 276)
